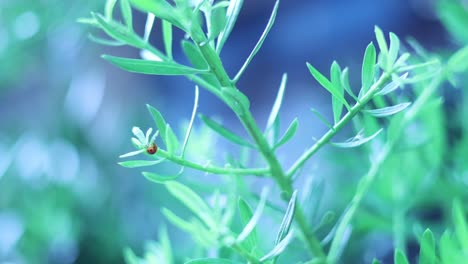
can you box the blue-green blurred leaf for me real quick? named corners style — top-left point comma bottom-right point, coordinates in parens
top-left (419, 229), bottom-right (436, 264)
top-left (216, 0), bottom-right (243, 53)
top-left (199, 114), bottom-right (254, 148)
top-left (331, 128), bottom-right (382, 148)
top-left (394, 249), bottom-right (409, 264)
top-left (119, 159), bottom-right (165, 168)
top-left (273, 118), bottom-right (298, 150)
top-left (361, 42), bottom-right (376, 95)
top-left (275, 190), bottom-right (297, 245)
top-left (362, 102), bottom-right (411, 118)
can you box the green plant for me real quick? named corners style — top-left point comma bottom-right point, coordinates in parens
top-left (81, 0), bottom-right (468, 263)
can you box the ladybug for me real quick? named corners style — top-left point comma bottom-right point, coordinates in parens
top-left (146, 143), bottom-right (158, 154)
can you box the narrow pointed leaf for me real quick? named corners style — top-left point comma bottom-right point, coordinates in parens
top-left (147, 104), bottom-right (168, 146)
top-left (447, 45), bottom-right (468, 73)
top-left (387, 32), bottom-right (400, 68)
top-left (310, 108), bottom-right (333, 129)
top-left (341, 67), bottom-right (357, 100)
top-left (331, 61), bottom-right (345, 123)
top-left (374, 26), bottom-right (388, 55)
top-left (266, 73), bottom-right (287, 134)
top-left (275, 190), bottom-right (298, 245)
top-left (208, 6), bottom-right (227, 41)
top-left (142, 171), bottom-right (179, 183)
top-left (237, 188), bottom-right (268, 243)
top-left (273, 118), bottom-right (298, 150)
top-left (199, 114), bottom-right (254, 148)
top-left (419, 229), bottom-right (436, 264)
top-left (162, 207), bottom-right (196, 232)
top-left (102, 55), bottom-right (208, 75)
top-left (394, 249), bottom-right (409, 264)
top-left (105, 0), bottom-right (117, 19)
top-left (165, 181), bottom-right (216, 229)
top-left (119, 149), bottom-right (146, 158)
top-left (233, 0), bottom-right (279, 82)
top-left (88, 33), bottom-right (124, 46)
top-left (119, 159), bottom-right (165, 168)
top-left (394, 52), bottom-right (411, 69)
top-left (361, 42), bottom-right (376, 95)
top-left (216, 0), bottom-right (243, 53)
top-left (452, 198), bottom-right (468, 249)
top-left (331, 128), bottom-right (383, 148)
top-left (307, 63), bottom-right (350, 109)
top-left (120, 0), bottom-right (133, 30)
top-left (259, 230), bottom-right (294, 262)
top-left (132, 126), bottom-right (146, 143)
top-left (362, 102), bottom-right (411, 118)
top-left (164, 124), bottom-right (179, 154)
top-left (129, 0), bottom-right (185, 30)
top-left (375, 72), bottom-right (408, 96)
top-left (238, 198), bottom-right (259, 253)
top-left (162, 20), bottom-right (173, 59)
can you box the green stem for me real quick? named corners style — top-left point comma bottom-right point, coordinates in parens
top-left (231, 244), bottom-right (261, 264)
top-left (287, 73), bottom-right (393, 178)
top-left (192, 37), bottom-right (326, 259)
top-left (156, 149), bottom-right (269, 176)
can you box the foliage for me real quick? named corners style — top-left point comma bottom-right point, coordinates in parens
top-left (82, 0), bottom-right (468, 263)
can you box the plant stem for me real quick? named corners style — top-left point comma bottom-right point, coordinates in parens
top-left (287, 73), bottom-right (393, 178)
top-left (192, 38), bottom-right (326, 259)
top-left (326, 74), bottom-right (443, 263)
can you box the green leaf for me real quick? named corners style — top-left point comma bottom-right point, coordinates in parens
top-left (164, 124), bottom-right (179, 154)
top-left (273, 118), bottom-right (298, 150)
top-left (105, 0), bottom-right (118, 19)
top-left (233, 0), bottom-right (279, 82)
top-left (123, 247), bottom-right (139, 264)
top-left (275, 190), bottom-right (297, 245)
top-left (147, 104), bottom-right (168, 146)
top-left (162, 20), bottom-right (173, 59)
top-left (331, 128), bottom-right (383, 148)
top-left (362, 102), bottom-right (411, 118)
top-left (447, 45), bottom-right (468, 73)
top-left (452, 198), bottom-right (468, 249)
top-left (374, 26), bottom-right (388, 55)
top-left (238, 198), bottom-right (259, 254)
top-left (88, 33), bottom-right (124, 46)
top-left (142, 171), bottom-right (179, 183)
top-left (439, 231), bottom-right (458, 264)
top-left (102, 55), bottom-right (208, 75)
top-left (259, 230), bottom-right (294, 262)
top-left (199, 114), bottom-right (254, 148)
top-left (375, 72), bottom-right (408, 96)
top-left (119, 159), bottom-right (165, 168)
top-left (120, 0), bottom-right (133, 30)
top-left (372, 259), bottom-right (381, 264)
top-left (93, 13), bottom-right (148, 51)
top-left (216, 0), bottom-right (243, 53)
top-left (208, 5), bottom-right (227, 41)
top-left (184, 258), bottom-right (241, 264)
top-left (182, 40), bottom-right (209, 69)
top-left (221, 87), bottom-right (251, 113)
top-left (307, 63), bottom-right (350, 110)
top-left (265, 73), bottom-right (287, 137)
top-left (165, 181), bottom-right (216, 229)
top-left (341, 67), bottom-right (358, 101)
top-left (387, 32), bottom-right (400, 69)
top-left (119, 149), bottom-right (146, 158)
top-left (310, 108), bottom-right (333, 129)
top-left (394, 249), bottom-right (409, 264)
top-left (331, 61), bottom-right (345, 124)
top-left (361, 42), bottom-right (377, 95)
top-left (162, 207), bottom-right (198, 233)
top-left (237, 188), bottom-right (268, 243)
top-left (130, 0), bottom-right (186, 30)
top-left (419, 229), bottom-right (436, 264)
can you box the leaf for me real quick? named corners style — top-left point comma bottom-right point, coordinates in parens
top-left (331, 128), bottom-right (383, 148)
top-left (238, 198), bottom-right (259, 254)
top-left (439, 231), bottom-right (458, 264)
top-left (275, 190), bottom-right (298, 245)
top-left (387, 32), bottom-right (400, 68)
top-left (184, 258), bottom-right (241, 264)
top-left (120, 0), bottom-right (133, 30)
top-left (419, 229), bottom-right (436, 264)
top-left (374, 26), bottom-right (388, 55)
top-left (447, 45), bottom-right (468, 73)
top-left (362, 102), bottom-right (411, 118)
top-left (132, 126), bottom-right (146, 143)
top-left (123, 247), bottom-right (139, 264)
top-left (147, 104), bottom-right (168, 146)
top-left (375, 72), bottom-right (408, 96)
top-left (164, 124), bottom-right (180, 154)
top-left (88, 33), bottom-right (124, 46)
top-left (216, 0), bottom-right (243, 53)
top-left (102, 55), bottom-right (208, 75)
top-left (233, 0), bottom-right (279, 82)
top-left (142, 171), bottom-right (179, 183)
top-left (221, 87), bottom-right (251, 113)
top-left (361, 42), bottom-right (377, 95)
top-left (93, 13), bottom-right (147, 50)
top-left (199, 114), bottom-right (254, 148)
top-left (208, 5), bottom-right (227, 41)
top-left (236, 188), bottom-right (268, 243)
top-left (105, 0), bottom-right (117, 19)
top-left (307, 63), bottom-right (350, 109)
top-left (162, 20), bottom-right (173, 59)
top-left (310, 108), bottom-right (333, 129)
top-left (331, 61), bottom-right (345, 124)
top-left (273, 118), bottom-right (298, 150)
top-left (394, 249), bottom-right (409, 264)
top-left (165, 181), bottom-right (216, 229)
top-left (259, 230), bottom-right (294, 262)
top-left (119, 149), bottom-right (146, 158)
top-left (452, 198), bottom-right (468, 249)
top-left (341, 67), bottom-right (358, 101)
top-left (265, 73), bottom-right (287, 136)
top-left (372, 259), bottom-right (381, 264)
top-left (182, 40), bottom-right (209, 69)
top-left (130, 0), bottom-right (185, 30)
top-left (119, 159), bottom-right (165, 168)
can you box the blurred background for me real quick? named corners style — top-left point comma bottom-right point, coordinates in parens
top-left (0, 0), bottom-right (466, 263)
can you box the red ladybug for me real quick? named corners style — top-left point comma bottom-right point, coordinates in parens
top-left (146, 143), bottom-right (158, 154)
